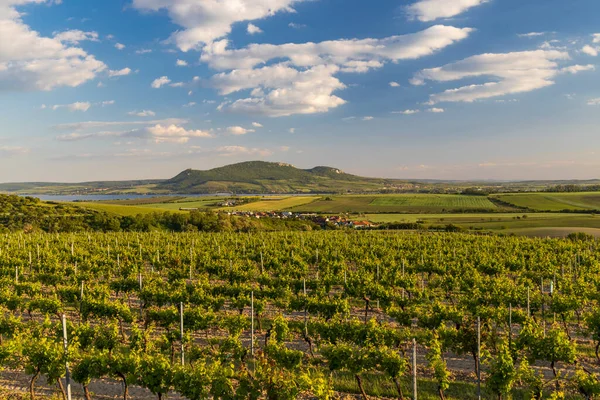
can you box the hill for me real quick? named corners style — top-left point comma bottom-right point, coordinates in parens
top-left (156, 161), bottom-right (409, 194)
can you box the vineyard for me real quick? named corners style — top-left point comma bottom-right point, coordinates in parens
top-left (1, 231), bottom-right (600, 399)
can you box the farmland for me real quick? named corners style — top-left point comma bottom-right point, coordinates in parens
top-left (1, 231), bottom-right (600, 399)
top-left (493, 192), bottom-right (600, 211)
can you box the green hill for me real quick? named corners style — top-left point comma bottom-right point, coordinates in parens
top-left (157, 161), bottom-right (406, 194)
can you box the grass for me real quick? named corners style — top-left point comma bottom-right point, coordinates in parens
top-left (71, 202), bottom-right (184, 216)
top-left (331, 372), bottom-right (567, 399)
top-left (494, 192), bottom-right (600, 211)
top-left (290, 195), bottom-right (501, 214)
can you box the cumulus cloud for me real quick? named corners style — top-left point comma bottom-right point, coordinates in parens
top-left (413, 50), bottom-right (592, 104)
top-left (0, 0), bottom-right (106, 91)
top-left (389, 81), bottom-right (401, 87)
top-left (582, 45), bottom-right (598, 57)
top-left (52, 102), bottom-right (92, 112)
top-left (593, 34), bottom-right (600, 44)
top-left (53, 30), bottom-right (99, 44)
top-left (588, 98), bottom-right (600, 106)
top-left (108, 67), bottom-right (132, 77)
top-left (247, 23), bottom-right (263, 35)
top-left (115, 43), bottom-right (125, 50)
top-left (176, 59), bottom-right (188, 67)
top-left (207, 25), bottom-right (471, 117)
top-left (128, 110), bottom-right (156, 117)
top-left (151, 76), bottom-right (171, 88)
top-left (427, 107), bottom-right (445, 113)
top-left (406, 0), bottom-right (489, 22)
top-left (560, 64), bottom-right (595, 74)
top-left (131, 0), bottom-right (305, 51)
top-left (227, 126), bottom-right (255, 135)
top-left (362, 116), bottom-right (374, 121)
top-left (252, 122), bottom-right (263, 128)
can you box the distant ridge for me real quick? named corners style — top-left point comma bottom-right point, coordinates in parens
top-left (157, 161), bottom-right (404, 194)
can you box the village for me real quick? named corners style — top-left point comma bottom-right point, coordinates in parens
top-left (219, 209), bottom-right (377, 229)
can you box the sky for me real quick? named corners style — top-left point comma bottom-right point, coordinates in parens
top-left (1, 0), bottom-right (600, 183)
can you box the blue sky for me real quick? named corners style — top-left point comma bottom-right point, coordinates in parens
top-left (1, 0), bottom-right (599, 182)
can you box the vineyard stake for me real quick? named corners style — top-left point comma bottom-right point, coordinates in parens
top-left (14, 265), bottom-right (18, 284)
top-left (412, 338), bottom-right (417, 400)
top-left (80, 281), bottom-right (84, 300)
top-left (251, 291), bottom-right (255, 356)
top-left (303, 279), bottom-right (308, 336)
top-left (179, 302), bottom-right (185, 366)
top-left (477, 316), bottom-right (481, 400)
top-left (509, 303), bottom-right (512, 348)
top-left (61, 314), bottom-right (72, 400)
top-left (527, 287), bottom-right (530, 318)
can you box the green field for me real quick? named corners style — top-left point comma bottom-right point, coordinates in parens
top-left (290, 194), bottom-right (501, 213)
top-left (223, 196), bottom-right (320, 211)
top-left (73, 202), bottom-right (185, 216)
top-left (360, 212), bottom-right (600, 236)
top-left (494, 192), bottom-right (600, 211)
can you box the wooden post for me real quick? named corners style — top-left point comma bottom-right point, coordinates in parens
top-left (303, 279), bottom-right (308, 336)
top-left (477, 316), bottom-right (481, 400)
top-left (61, 314), bottom-right (72, 400)
top-left (413, 338), bottom-right (417, 400)
top-left (527, 287), bottom-right (530, 318)
top-left (251, 292), bottom-right (255, 356)
top-left (14, 265), bottom-right (18, 284)
top-left (508, 303), bottom-right (512, 347)
top-left (80, 281), bottom-right (84, 300)
top-left (179, 302), bottom-right (185, 366)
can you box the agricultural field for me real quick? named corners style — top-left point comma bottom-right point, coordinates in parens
top-left (1, 231), bottom-right (600, 399)
top-left (360, 213), bottom-right (600, 236)
top-left (289, 194), bottom-right (502, 214)
top-left (72, 201), bottom-right (185, 216)
top-left (493, 192), bottom-right (600, 211)
top-left (222, 196), bottom-right (320, 211)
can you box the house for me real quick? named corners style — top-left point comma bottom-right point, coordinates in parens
top-left (352, 221), bottom-right (374, 229)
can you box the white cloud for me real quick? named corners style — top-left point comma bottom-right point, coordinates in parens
top-left (145, 124), bottom-right (212, 143)
top-left (252, 122), bottom-right (263, 128)
top-left (52, 118), bottom-right (189, 131)
top-left (215, 64), bottom-right (347, 117)
top-left (135, 49), bottom-right (152, 55)
top-left (176, 59), bottom-right (188, 67)
top-left (97, 82), bottom-right (105, 88)
top-left (128, 110), bottom-right (156, 117)
top-left (207, 26), bottom-right (471, 117)
top-left (0, 1), bottom-right (106, 91)
top-left (582, 45), bottom-right (598, 57)
top-left (151, 76), bottom-right (171, 88)
top-left (428, 107), bottom-right (445, 113)
top-left (201, 25), bottom-right (472, 70)
top-left (362, 116), bottom-right (374, 121)
top-left (413, 50), bottom-right (592, 104)
top-left (593, 34), bottom-right (600, 44)
top-left (53, 30), bottom-right (99, 44)
top-left (0, 145), bottom-right (29, 156)
top-left (389, 81), bottom-right (401, 87)
top-left (247, 23), bottom-right (263, 35)
top-left (288, 22), bottom-right (306, 29)
top-left (289, 128), bottom-right (295, 134)
top-left (132, 0), bottom-right (305, 51)
top-left (108, 67), bottom-right (132, 77)
top-left (588, 98), bottom-right (600, 106)
top-left (518, 32), bottom-right (547, 38)
top-left (56, 123), bottom-right (212, 143)
top-left (52, 101), bottom-right (92, 112)
top-left (101, 100), bottom-right (115, 106)
top-left (115, 43), bottom-right (125, 50)
top-left (227, 126), bottom-right (255, 135)
top-left (392, 109), bottom-right (419, 115)
top-left (216, 145), bottom-right (273, 157)
top-left (406, 0), bottom-right (489, 22)
top-left (183, 102), bottom-right (196, 107)
top-left (560, 64), bottom-right (595, 74)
